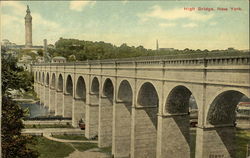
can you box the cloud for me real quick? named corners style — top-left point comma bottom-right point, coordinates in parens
top-left (159, 22), bottom-right (176, 27)
top-left (139, 5), bottom-right (214, 22)
top-left (69, 1), bottom-right (96, 11)
top-left (1, 14), bottom-right (23, 26)
top-left (182, 23), bottom-right (198, 28)
top-left (32, 13), bottom-right (62, 31)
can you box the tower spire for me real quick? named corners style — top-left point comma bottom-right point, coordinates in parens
top-left (26, 5), bottom-right (30, 14)
top-left (25, 5), bottom-right (32, 48)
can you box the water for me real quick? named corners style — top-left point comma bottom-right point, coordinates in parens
top-left (20, 102), bottom-right (49, 118)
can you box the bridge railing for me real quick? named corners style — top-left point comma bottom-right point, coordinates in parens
top-left (32, 53), bottom-right (250, 67)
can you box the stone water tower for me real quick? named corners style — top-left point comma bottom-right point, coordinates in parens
top-left (25, 5), bottom-right (32, 48)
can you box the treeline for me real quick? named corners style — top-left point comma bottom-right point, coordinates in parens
top-left (48, 38), bottom-right (247, 61)
top-left (49, 38), bottom-right (154, 61)
top-left (1, 49), bottom-right (39, 157)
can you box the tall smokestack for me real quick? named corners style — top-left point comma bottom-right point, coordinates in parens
top-left (156, 39), bottom-right (159, 51)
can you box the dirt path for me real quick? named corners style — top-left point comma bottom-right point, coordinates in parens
top-left (66, 148), bottom-right (110, 158)
top-left (43, 133), bottom-right (97, 143)
top-left (42, 133), bottom-right (109, 158)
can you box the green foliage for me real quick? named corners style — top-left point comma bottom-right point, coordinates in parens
top-left (24, 124), bottom-right (73, 129)
top-left (1, 48), bottom-right (38, 158)
top-left (30, 137), bottom-right (74, 158)
top-left (37, 49), bottom-right (43, 56)
top-left (1, 96), bottom-right (39, 158)
top-left (235, 129), bottom-right (250, 158)
top-left (52, 134), bottom-right (88, 140)
top-left (31, 137), bottom-right (99, 158)
top-left (72, 142), bottom-right (98, 152)
top-left (1, 52), bottom-right (33, 94)
top-left (49, 38), bottom-right (153, 61)
top-left (49, 38), bottom-right (249, 61)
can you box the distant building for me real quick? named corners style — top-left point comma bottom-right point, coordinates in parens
top-left (236, 102), bottom-right (250, 116)
top-left (17, 55), bottom-right (33, 72)
top-left (159, 48), bottom-right (175, 52)
top-left (52, 56), bottom-right (66, 63)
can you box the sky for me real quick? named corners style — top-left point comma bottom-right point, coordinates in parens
top-left (1, 1), bottom-right (249, 50)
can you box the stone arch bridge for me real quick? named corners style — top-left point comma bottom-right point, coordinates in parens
top-left (32, 55), bottom-right (250, 158)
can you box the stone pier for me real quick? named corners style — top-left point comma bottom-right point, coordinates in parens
top-left (63, 93), bottom-right (73, 118)
top-left (44, 86), bottom-right (50, 108)
top-left (112, 101), bottom-right (132, 158)
top-left (72, 98), bottom-right (85, 127)
top-left (98, 96), bottom-right (113, 147)
top-left (35, 83), bottom-right (40, 98)
top-left (55, 91), bottom-right (63, 116)
top-left (131, 107), bottom-right (158, 158)
top-left (49, 88), bottom-right (56, 113)
top-left (195, 126), bottom-right (236, 158)
top-left (157, 114), bottom-right (190, 158)
top-left (85, 93), bottom-right (99, 139)
top-left (40, 85), bottom-right (45, 105)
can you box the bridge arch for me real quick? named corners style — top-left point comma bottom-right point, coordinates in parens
top-left (165, 85), bottom-right (194, 114)
top-left (207, 90), bottom-right (246, 125)
top-left (37, 71), bottom-right (39, 82)
top-left (51, 73), bottom-right (56, 88)
top-left (38, 72), bottom-right (41, 83)
top-left (57, 74), bottom-right (63, 91)
top-left (66, 75), bottom-right (73, 95)
top-left (102, 78), bottom-right (114, 100)
top-left (91, 77), bottom-right (99, 94)
top-left (46, 72), bottom-right (49, 86)
top-left (137, 82), bottom-right (159, 107)
top-left (42, 72), bottom-right (45, 84)
top-left (205, 87), bottom-right (250, 123)
top-left (203, 89), bottom-right (250, 158)
top-left (75, 76), bottom-right (86, 101)
top-left (118, 80), bottom-right (133, 102)
top-left (134, 82), bottom-right (159, 158)
top-left (35, 71), bottom-right (38, 82)
top-left (162, 85), bottom-right (198, 158)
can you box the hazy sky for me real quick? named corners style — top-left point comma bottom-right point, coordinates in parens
top-left (1, 1), bottom-right (249, 50)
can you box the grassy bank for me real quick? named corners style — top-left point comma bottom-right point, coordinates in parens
top-left (31, 137), bottom-right (100, 158)
top-left (190, 129), bottom-right (250, 158)
top-left (52, 134), bottom-right (88, 140)
top-left (31, 129), bottom-right (249, 158)
top-left (236, 129), bottom-right (250, 158)
top-left (31, 137), bottom-right (75, 158)
top-left (25, 124), bottom-right (73, 129)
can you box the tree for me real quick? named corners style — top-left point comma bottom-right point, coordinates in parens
top-left (37, 49), bottom-right (43, 56)
top-left (1, 49), bottom-right (39, 158)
